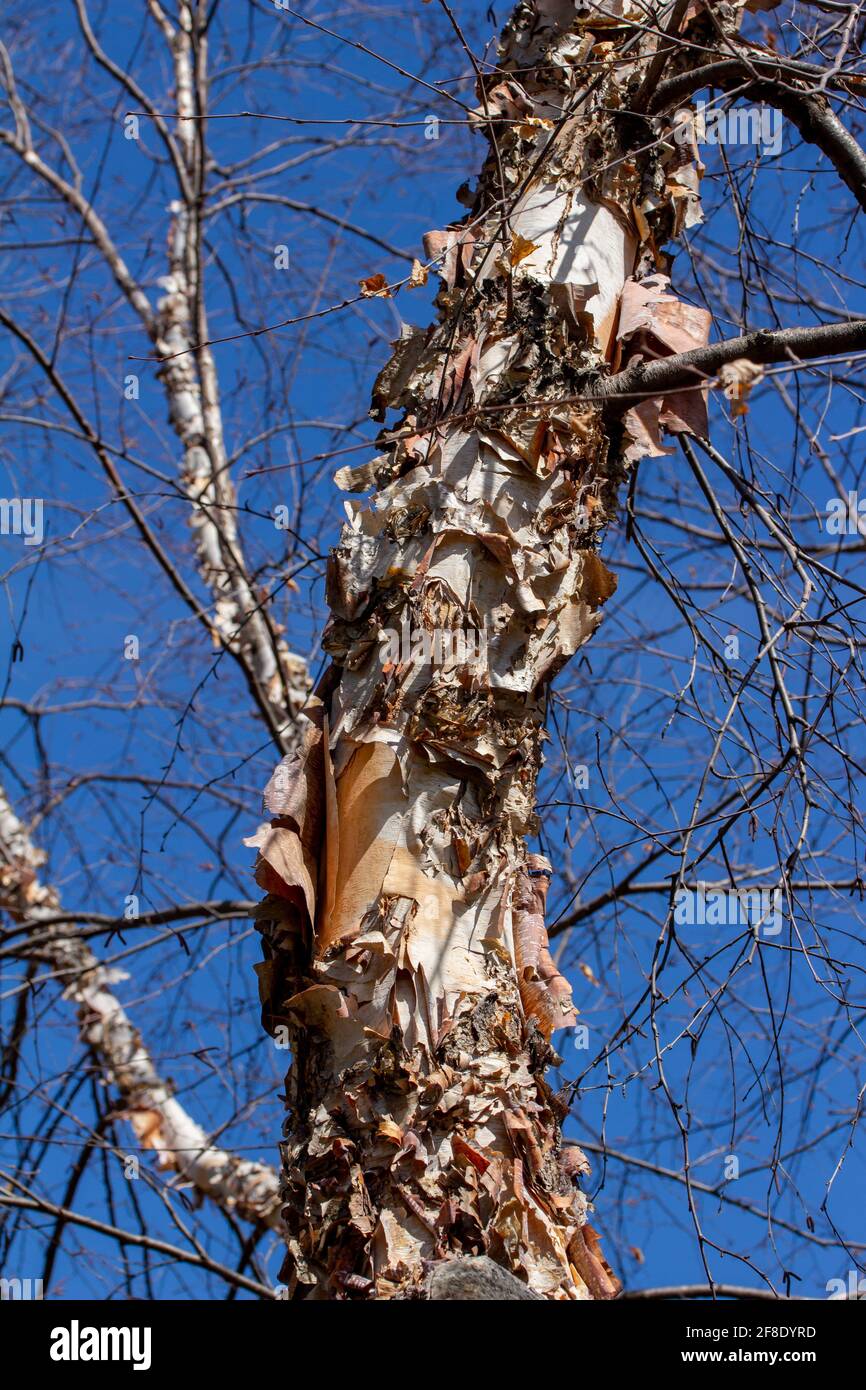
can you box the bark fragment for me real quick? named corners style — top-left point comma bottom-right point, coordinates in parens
top-left (513, 855), bottom-right (577, 1039)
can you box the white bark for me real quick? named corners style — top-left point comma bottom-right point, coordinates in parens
top-left (0, 783), bottom-right (282, 1230)
top-left (0, 5), bottom-right (307, 1232)
top-left (152, 2), bottom-right (310, 737)
top-left (2, 6), bottom-right (311, 745)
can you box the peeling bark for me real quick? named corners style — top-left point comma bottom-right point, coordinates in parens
top-left (254, 0), bottom-right (721, 1299)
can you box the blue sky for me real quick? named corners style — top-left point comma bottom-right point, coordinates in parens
top-left (1, 0), bottom-right (864, 1299)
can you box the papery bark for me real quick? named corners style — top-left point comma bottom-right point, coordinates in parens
top-left (254, 0), bottom-right (715, 1299)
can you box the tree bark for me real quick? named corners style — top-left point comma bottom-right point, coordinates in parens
top-left (0, 783), bottom-right (282, 1230)
top-left (4, 3), bottom-right (311, 749)
top-left (252, 0), bottom-right (732, 1300)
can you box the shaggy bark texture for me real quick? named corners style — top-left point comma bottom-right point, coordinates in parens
top-left (253, 0), bottom-right (728, 1299)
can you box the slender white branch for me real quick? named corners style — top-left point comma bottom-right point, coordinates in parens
top-left (0, 783), bottom-right (282, 1231)
top-left (0, 25), bottom-right (311, 746)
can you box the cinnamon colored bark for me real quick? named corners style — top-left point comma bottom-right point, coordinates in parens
top-left (251, 0), bottom-right (754, 1299)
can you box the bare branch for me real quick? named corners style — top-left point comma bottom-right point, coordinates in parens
top-left (0, 783), bottom-right (282, 1232)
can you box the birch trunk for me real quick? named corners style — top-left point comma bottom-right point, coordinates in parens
top-left (254, 0), bottom-right (715, 1299)
top-left (5, 1), bottom-right (312, 745)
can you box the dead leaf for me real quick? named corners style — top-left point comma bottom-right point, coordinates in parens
top-left (510, 233), bottom-right (540, 266)
top-left (581, 551), bottom-right (617, 608)
top-left (518, 116), bottom-right (553, 139)
top-left (359, 272), bottom-right (391, 298)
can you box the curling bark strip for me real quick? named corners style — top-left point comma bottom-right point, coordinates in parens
top-left (250, 1), bottom-right (778, 1299)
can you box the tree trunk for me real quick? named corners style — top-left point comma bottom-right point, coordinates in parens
top-left (254, 0), bottom-right (714, 1299)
